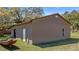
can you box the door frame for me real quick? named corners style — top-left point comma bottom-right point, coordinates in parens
top-left (13, 29), bottom-right (16, 38)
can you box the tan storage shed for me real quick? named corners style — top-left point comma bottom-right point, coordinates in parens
top-left (11, 13), bottom-right (71, 44)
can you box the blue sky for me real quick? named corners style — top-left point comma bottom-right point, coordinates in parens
top-left (43, 7), bottom-right (79, 16)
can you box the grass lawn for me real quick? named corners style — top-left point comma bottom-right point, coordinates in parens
top-left (0, 32), bottom-right (79, 51)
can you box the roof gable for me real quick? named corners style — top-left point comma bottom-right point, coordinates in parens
top-left (55, 14), bottom-right (71, 25)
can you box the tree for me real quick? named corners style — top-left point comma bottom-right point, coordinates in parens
top-left (24, 7), bottom-right (44, 22)
top-left (0, 7), bottom-right (44, 29)
top-left (63, 10), bottom-right (79, 32)
top-left (0, 7), bottom-right (12, 29)
top-left (9, 7), bottom-right (24, 23)
top-left (9, 7), bottom-right (44, 23)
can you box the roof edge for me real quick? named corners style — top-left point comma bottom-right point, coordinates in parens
top-left (10, 13), bottom-right (71, 29)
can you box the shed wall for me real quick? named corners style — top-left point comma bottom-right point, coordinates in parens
top-left (31, 15), bottom-right (70, 44)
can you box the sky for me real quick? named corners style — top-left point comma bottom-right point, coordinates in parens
top-left (43, 7), bottom-right (79, 16)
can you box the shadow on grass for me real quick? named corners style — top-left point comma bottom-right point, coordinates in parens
top-left (35, 38), bottom-right (79, 48)
top-left (1, 45), bottom-right (20, 51)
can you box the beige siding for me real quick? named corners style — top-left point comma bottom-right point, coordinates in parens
top-left (11, 23), bottom-right (32, 44)
top-left (31, 15), bottom-right (70, 44)
top-left (11, 25), bottom-right (23, 38)
top-left (11, 14), bottom-right (70, 44)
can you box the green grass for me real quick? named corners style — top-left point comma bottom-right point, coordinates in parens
top-left (1, 32), bottom-right (79, 51)
top-left (71, 32), bottom-right (79, 38)
top-left (0, 35), bottom-right (10, 41)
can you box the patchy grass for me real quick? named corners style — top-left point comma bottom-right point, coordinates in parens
top-left (0, 39), bottom-right (42, 51)
top-left (0, 35), bottom-right (10, 41)
top-left (71, 32), bottom-right (79, 38)
top-left (0, 32), bottom-right (79, 51)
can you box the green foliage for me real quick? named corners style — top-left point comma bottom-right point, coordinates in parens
top-left (0, 35), bottom-right (10, 41)
top-left (24, 7), bottom-right (44, 21)
top-left (63, 10), bottom-right (79, 32)
top-left (0, 7), bottom-right (44, 29)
